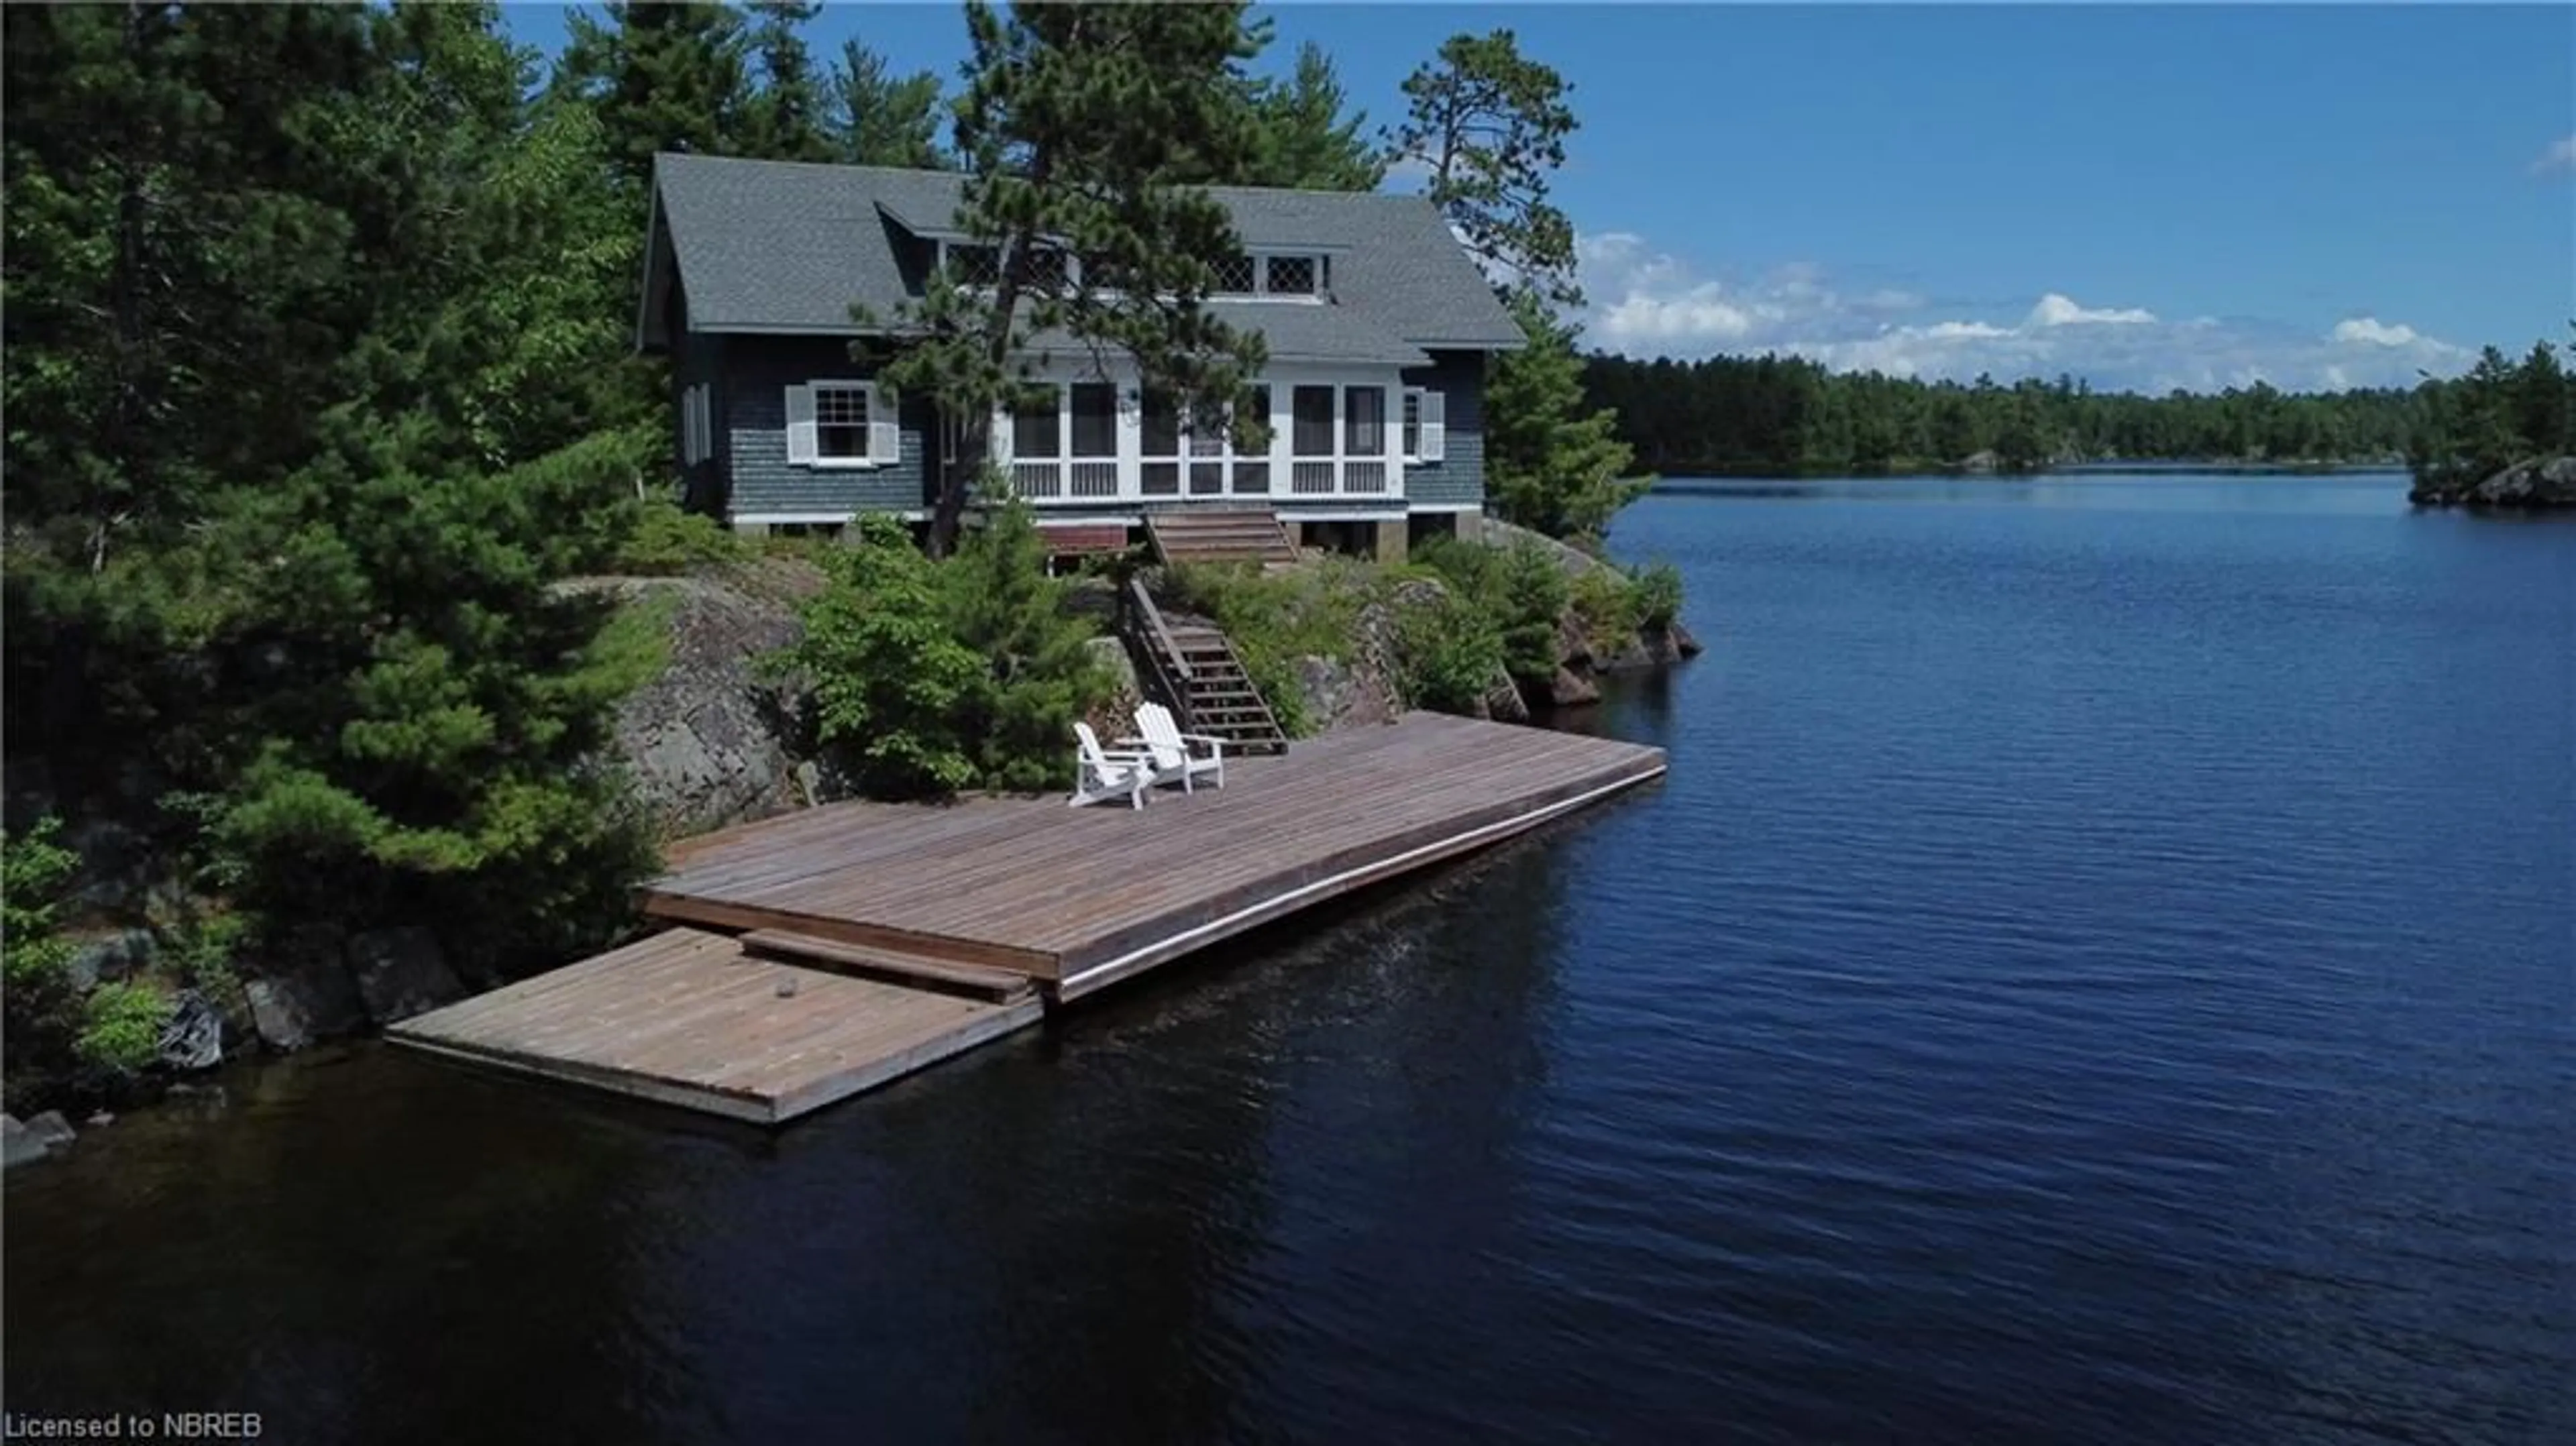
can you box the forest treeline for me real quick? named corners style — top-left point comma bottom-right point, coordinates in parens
top-left (1581, 341), bottom-right (2573, 477)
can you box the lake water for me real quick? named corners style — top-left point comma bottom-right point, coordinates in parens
top-left (7, 472), bottom-right (2571, 1444)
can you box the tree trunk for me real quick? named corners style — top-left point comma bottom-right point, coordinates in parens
top-left (932, 422), bottom-right (987, 559)
top-left (926, 219), bottom-right (1034, 558)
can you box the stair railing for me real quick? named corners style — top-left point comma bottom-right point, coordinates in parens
top-left (1123, 576), bottom-right (1197, 731)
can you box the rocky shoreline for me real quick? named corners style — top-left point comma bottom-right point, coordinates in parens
top-left (1, 526), bottom-right (1699, 1155)
top-left (2408, 455), bottom-right (2576, 510)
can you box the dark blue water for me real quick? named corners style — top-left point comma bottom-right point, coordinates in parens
top-left (8, 473), bottom-right (2571, 1444)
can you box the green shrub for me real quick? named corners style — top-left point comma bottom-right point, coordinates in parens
top-left (3, 818), bottom-right (78, 995)
top-left (1631, 562), bottom-right (1684, 632)
top-left (1389, 588), bottom-right (1505, 715)
top-left (1496, 543), bottom-right (1572, 681)
top-left (771, 516), bottom-right (985, 797)
top-left (1414, 536), bottom-right (1566, 686)
top-left (615, 500), bottom-right (750, 574)
top-left (1568, 562), bottom-right (1642, 659)
top-left (3, 818), bottom-right (87, 1101)
top-left (74, 983), bottom-right (171, 1074)
top-left (162, 910), bottom-right (250, 990)
top-left (771, 502), bottom-right (1113, 797)
top-left (945, 504), bottom-right (1117, 791)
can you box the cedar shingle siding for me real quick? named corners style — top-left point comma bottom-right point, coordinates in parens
top-left (1403, 351), bottom-right (1487, 510)
top-left (720, 337), bottom-right (927, 518)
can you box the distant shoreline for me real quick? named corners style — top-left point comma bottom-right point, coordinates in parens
top-left (1650, 461), bottom-right (2409, 486)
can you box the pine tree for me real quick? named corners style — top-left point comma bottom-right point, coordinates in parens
top-left (873, 1), bottom-right (1274, 555)
top-left (743, 0), bottom-right (832, 162)
top-left (1387, 30), bottom-right (1582, 307)
top-left (830, 40), bottom-right (947, 167)
top-left (1244, 43), bottom-right (1384, 190)
top-left (557, 1), bottom-right (749, 197)
top-left (1486, 292), bottom-right (1646, 541)
top-left (2516, 339), bottom-right (2570, 455)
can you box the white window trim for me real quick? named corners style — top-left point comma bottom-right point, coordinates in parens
top-left (733, 510), bottom-right (857, 526)
top-left (940, 239), bottom-right (1080, 292)
top-left (1287, 382), bottom-right (1394, 467)
top-left (992, 360), bottom-right (1402, 502)
top-left (938, 238), bottom-right (1328, 304)
top-left (1401, 386), bottom-right (1446, 465)
top-left (1269, 508), bottom-right (1408, 523)
top-left (788, 379), bottom-right (896, 471)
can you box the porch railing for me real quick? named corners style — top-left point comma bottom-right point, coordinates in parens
top-left (1014, 458), bottom-right (1393, 502)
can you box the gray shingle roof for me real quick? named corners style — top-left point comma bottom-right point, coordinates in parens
top-left (649, 153), bottom-right (1522, 357)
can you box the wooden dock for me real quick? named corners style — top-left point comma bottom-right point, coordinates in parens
top-left (390, 713), bottom-right (1664, 1122)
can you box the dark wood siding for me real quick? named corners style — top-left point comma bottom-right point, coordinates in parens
top-left (1401, 349), bottom-right (1487, 510)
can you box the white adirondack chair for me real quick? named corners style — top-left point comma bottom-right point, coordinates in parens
top-left (1122, 701), bottom-right (1226, 793)
top-left (1070, 722), bottom-right (1157, 810)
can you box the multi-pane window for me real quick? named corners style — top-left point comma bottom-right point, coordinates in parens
top-left (1020, 244), bottom-right (1072, 292)
top-left (946, 243), bottom-right (1000, 286)
top-left (814, 383), bottom-right (872, 459)
top-left (1068, 383), bottom-right (1117, 457)
top-left (1344, 386), bottom-right (1385, 455)
top-left (1211, 252), bottom-right (1259, 293)
top-left (1401, 390), bottom-right (1421, 461)
top-left (1012, 385), bottom-right (1061, 458)
top-left (1291, 386), bottom-right (1336, 455)
top-left (1265, 255), bottom-right (1318, 296)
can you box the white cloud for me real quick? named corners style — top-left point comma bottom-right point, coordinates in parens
top-left (1572, 229), bottom-right (2471, 391)
top-left (2330, 317), bottom-right (2422, 347)
top-left (2027, 292), bottom-right (2156, 327)
top-left (1383, 152), bottom-right (1436, 186)
top-left (2533, 135), bottom-right (2576, 176)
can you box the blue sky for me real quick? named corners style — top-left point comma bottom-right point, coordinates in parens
top-left (504, 3), bottom-right (2575, 392)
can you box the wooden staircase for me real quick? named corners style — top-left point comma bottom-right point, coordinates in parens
top-left (1124, 579), bottom-right (1289, 757)
top-left (1144, 508), bottom-right (1298, 568)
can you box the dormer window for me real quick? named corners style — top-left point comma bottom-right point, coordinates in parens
top-left (944, 242), bottom-right (1000, 286)
top-left (1212, 253), bottom-right (1259, 293)
top-left (1018, 243), bottom-right (1071, 291)
top-left (1265, 255), bottom-right (1318, 296)
top-left (1201, 252), bottom-right (1328, 300)
top-left (936, 239), bottom-right (1076, 291)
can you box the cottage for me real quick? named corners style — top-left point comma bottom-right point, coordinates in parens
top-left (637, 153), bottom-right (1524, 559)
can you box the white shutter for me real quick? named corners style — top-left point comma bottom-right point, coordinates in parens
top-left (866, 384), bottom-right (900, 465)
top-left (784, 384), bottom-right (818, 465)
top-left (1419, 388), bottom-right (1446, 463)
